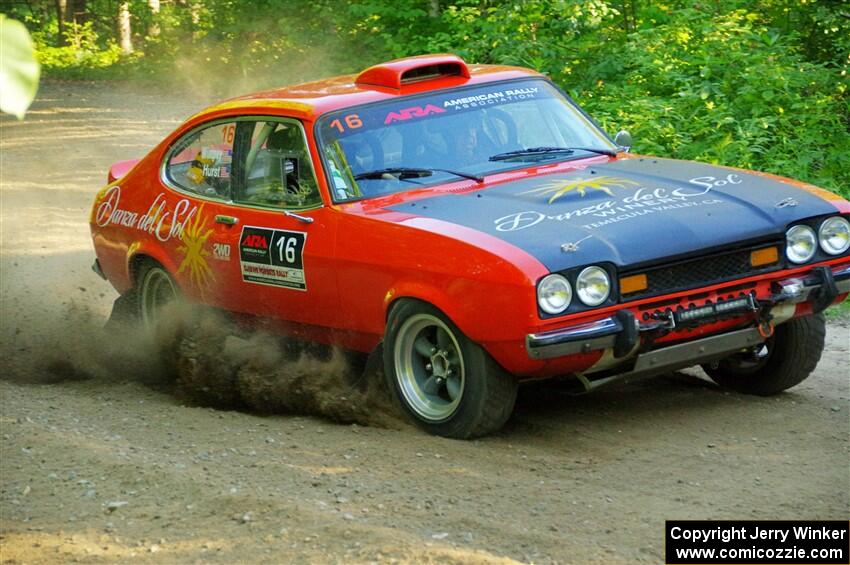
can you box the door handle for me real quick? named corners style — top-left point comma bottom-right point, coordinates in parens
top-left (284, 210), bottom-right (314, 224)
top-left (215, 214), bottom-right (239, 225)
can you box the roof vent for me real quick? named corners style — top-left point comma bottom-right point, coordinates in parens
top-left (355, 54), bottom-right (470, 91)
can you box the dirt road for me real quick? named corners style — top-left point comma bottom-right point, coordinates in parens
top-left (1, 82), bottom-right (848, 564)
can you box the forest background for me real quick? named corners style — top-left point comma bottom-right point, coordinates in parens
top-left (3, 0), bottom-right (849, 197)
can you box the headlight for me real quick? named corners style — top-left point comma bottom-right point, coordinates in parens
top-left (576, 266), bottom-right (611, 306)
top-left (818, 217), bottom-right (850, 255)
top-left (785, 225), bottom-right (817, 264)
top-left (538, 274), bottom-right (572, 314)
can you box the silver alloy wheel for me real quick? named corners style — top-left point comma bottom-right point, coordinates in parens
top-left (140, 267), bottom-right (177, 327)
top-left (393, 313), bottom-right (466, 422)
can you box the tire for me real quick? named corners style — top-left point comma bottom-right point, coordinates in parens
top-left (136, 260), bottom-right (180, 328)
top-left (105, 259), bottom-right (180, 329)
top-left (383, 299), bottom-right (517, 439)
top-left (105, 288), bottom-right (140, 329)
top-left (701, 314), bottom-right (826, 396)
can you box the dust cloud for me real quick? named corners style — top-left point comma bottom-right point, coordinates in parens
top-left (171, 303), bottom-right (402, 428)
top-left (0, 293), bottom-right (402, 429)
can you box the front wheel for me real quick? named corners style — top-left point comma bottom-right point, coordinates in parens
top-left (701, 313), bottom-right (826, 396)
top-left (383, 300), bottom-right (517, 439)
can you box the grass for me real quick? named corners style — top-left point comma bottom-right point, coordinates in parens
top-left (825, 299), bottom-right (850, 322)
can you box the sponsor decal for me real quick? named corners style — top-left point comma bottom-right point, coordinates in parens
top-left (384, 104), bottom-right (446, 124)
top-left (495, 176), bottom-right (734, 232)
top-left (188, 148), bottom-right (232, 184)
top-left (442, 87), bottom-right (539, 110)
top-left (95, 185), bottom-right (198, 243)
top-left (523, 176), bottom-right (640, 203)
top-left (212, 243), bottom-right (231, 261)
top-left (175, 203), bottom-right (215, 296)
top-left (239, 226), bottom-right (307, 290)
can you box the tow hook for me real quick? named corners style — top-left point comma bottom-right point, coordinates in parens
top-left (754, 296), bottom-right (775, 338)
top-left (757, 318), bottom-right (775, 338)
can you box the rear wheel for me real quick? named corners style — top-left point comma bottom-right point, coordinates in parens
top-left (137, 261), bottom-right (179, 328)
top-left (106, 259), bottom-right (180, 329)
top-left (701, 314), bottom-right (826, 396)
top-left (383, 300), bottom-right (517, 438)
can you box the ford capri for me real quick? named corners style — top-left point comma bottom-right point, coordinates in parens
top-left (90, 54), bottom-right (850, 438)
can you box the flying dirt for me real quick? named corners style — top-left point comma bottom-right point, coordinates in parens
top-left (1, 82), bottom-right (848, 564)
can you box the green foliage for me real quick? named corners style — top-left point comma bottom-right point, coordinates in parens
top-left (572, 8), bottom-right (850, 195)
top-left (34, 20), bottom-right (126, 78)
top-left (335, 1), bottom-right (849, 196)
top-left (9, 0), bottom-right (849, 198)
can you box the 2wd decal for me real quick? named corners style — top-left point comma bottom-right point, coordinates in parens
top-left (239, 226), bottom-right (307, 290)
top-left (212, 243), bottom-right (231, 261)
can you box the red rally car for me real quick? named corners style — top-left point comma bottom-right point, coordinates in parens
top-left (90, 54), bottom-right (850, 438)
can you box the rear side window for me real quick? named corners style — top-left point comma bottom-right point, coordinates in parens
top-left (165, 122), bottom-right (236, 199)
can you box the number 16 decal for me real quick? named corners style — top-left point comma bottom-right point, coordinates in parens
top-left (239, 226), bottom-right (307, 290)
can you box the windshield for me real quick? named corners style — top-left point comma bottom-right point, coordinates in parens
top-left (316, 79), bottom-right (617, 202)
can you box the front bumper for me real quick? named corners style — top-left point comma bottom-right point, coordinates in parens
top-left (526, 262), bottom-right (850, 364)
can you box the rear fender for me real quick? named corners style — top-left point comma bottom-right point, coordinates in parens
top-left (108, 159), bottom-right (142, 184)
top-left (125, 244), bottom-right (181, 291)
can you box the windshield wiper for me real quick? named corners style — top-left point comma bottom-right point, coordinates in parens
top-left (489, 146), bottom-right (617, 161)
top-left (353, 167), bottom-right (483, 183)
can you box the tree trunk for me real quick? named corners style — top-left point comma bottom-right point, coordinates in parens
top-left (428, 0), bottom-right (440, 18)
top-left (55, 0), bottom-right (69, 45)
top-left (73, 0), bottom-right (88, 24)
top-left (147, 0), bottom-right (161, 38)
top-left (118, 1), bottom-right (133, 54)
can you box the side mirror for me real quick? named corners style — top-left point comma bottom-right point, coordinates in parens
top-left (614, 130), bottom-right (633, 151)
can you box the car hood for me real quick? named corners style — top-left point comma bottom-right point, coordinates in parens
top-left (387, 157), bottom-right (841, 272)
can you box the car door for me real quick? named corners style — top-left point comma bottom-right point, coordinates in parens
top-left (159, 117), bottom-right (246, 307)
top-left (214, 117), bottom-right (340, 334)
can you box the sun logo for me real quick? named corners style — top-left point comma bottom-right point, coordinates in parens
top-left (523, 176), bottom-right (639, 203)
top-left (176, 204), bottom-right (215, 297)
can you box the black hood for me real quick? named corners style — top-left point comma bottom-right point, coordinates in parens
top-left (388, 157), bottom-right (839, 272)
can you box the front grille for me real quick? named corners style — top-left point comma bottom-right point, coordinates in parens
top-left (622, 245), bottom-right (782, 301)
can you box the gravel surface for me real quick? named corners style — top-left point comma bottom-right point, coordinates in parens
top-left (1, 81), bottom-right (848, 564)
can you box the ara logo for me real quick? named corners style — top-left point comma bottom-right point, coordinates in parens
top-left (242, 234), bottom-right (268, 248)
top-left (384, 104), bottom-right (446, 124)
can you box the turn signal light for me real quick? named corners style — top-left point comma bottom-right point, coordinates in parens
top-left (750, 246), bottom-right (779, 267)
top-left (619, 273), bottom-right (648, 295)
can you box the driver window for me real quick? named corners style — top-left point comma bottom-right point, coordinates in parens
top-left (165, 122), bottom-right (235, 199)
top-left (238, 120), bottom-right (321, 210)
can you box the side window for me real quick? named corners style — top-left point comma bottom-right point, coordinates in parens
top-left (165, 122), bottom-right (235, 199)
top-left (238, 120), bottom-right (321, 210)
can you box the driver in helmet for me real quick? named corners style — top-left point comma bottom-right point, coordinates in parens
top-left (448, 116), bottom-right (488, 167)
